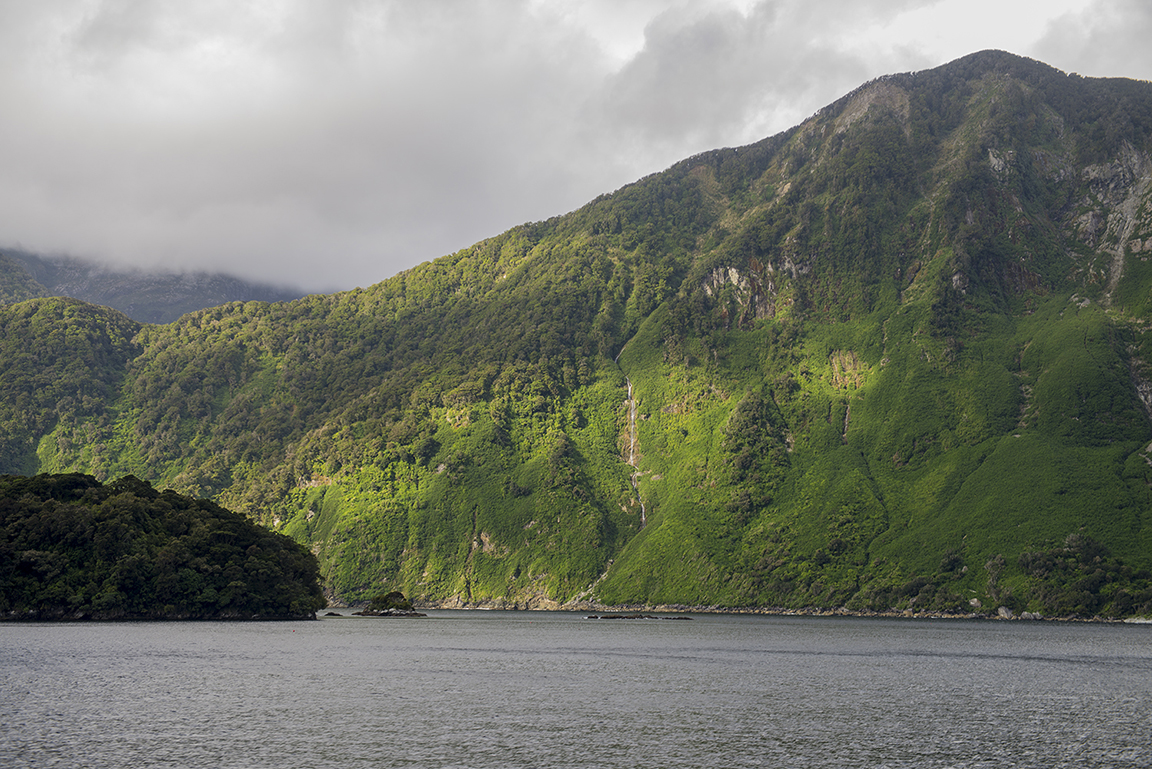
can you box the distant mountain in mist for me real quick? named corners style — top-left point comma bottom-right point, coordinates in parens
top-left (0, 250), bottom-right (304, 324)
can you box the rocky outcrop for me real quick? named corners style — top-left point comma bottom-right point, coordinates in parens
top-left (584, 613), bottom-right (692, 620)
top-left (350, 608), bottom-right (426, 617)
top-left (702, 255), bottom-right (804, 325)
top-left (1069, 144), bottom-right (1152, 304)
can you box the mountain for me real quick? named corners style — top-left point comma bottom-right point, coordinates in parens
top-left (0, 250), bottom-right (304, 324)
top-left (2, 51), bottom-right (1152, 617)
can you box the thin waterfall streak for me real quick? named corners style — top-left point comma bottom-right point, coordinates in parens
top-left (628, 380), bottom-right (636, 466)
top-left (625, 377), bottom-right (646, 527)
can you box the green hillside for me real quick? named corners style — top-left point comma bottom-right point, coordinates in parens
top-left (3, 51), bottom-right (1152, 616)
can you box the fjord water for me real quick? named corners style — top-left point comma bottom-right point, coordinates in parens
top-left (2, 612), bottom-right (1150, 768)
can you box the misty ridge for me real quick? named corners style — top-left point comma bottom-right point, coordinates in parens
top-left (0, 249), bottom-right (304, 324)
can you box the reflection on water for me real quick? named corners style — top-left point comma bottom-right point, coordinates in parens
top-left (2, 611), bottom-right (1150, 768)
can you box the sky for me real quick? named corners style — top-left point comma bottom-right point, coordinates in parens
top-left (2, 0), bottom-right (1151, 292)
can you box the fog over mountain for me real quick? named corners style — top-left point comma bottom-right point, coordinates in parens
top-left (0, 250), bottom-right (303, 324)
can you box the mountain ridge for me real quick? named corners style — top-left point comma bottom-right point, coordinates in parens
top-left (3, 50), bottom-right (1152, 617)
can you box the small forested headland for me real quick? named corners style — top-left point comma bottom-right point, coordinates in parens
top-left (0, 473), bottom-right (326, 620)
top-left (3, 52), bottom-right (1152, 619)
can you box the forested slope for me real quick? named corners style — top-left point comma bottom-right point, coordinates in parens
top-left (0, 473), bottom-right (325, 620)
top-left (3, 51), bottom-right (1152, 616)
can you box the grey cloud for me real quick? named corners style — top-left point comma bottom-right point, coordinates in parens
top-left (1030, 0), bottom-right (1152, 80)
top-left (0, 0), bottom-right (1134, 292)
top-left (0, 1), bottom-right (616, 289)
top-left (593, 1), bottom-right (935, 166)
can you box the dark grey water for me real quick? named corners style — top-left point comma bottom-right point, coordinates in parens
top-left (2, 611), bottom-right (1150, 768)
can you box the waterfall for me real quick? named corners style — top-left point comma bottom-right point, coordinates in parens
top-left (627, 380), bottom-right (637, 466)
top-left (624, 377), bottom-right (646, 527)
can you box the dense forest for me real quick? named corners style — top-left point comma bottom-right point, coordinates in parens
top-left (3, 51), bottom-right (1152, 617)
top-left (0, 473), bottom-right (326, 620)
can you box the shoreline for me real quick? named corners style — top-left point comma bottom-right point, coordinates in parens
top-left (406, 598), bottom-right (1150, 624)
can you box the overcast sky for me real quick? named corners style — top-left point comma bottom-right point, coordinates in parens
top-left (2, 0), bottom-right (1151, 292)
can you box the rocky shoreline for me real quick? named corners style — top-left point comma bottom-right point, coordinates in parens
top-left (346, 608), bottom-right (426, 618)
top-left (405, 597), bottom-right (1151, 624)
top-left (584, 613), bottom-right (692, 620)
